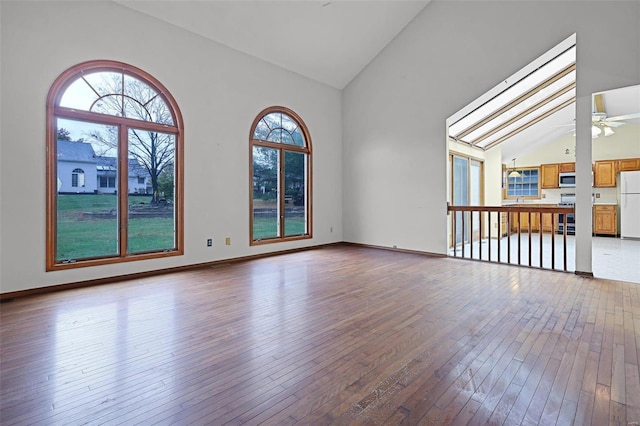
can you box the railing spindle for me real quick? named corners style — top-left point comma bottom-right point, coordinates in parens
top-left (507, 211), bottom-right (511, 264)
top-left (470, 211), bottom-right (474, 260)
top-left (551, 213), bottom-right (556, 270)
top-left (539, 212), bottom-right (543, 268)
top-left (446, 205), bottom-right (573, 273)
top-left (563, 214), bottom-right (568, 271)
top-left (497, 212), bottom-right (502, 263)
top-left (487, 211), bottom-right (492, 262)
top-left (461, 211), bottom-right (465, 259)
top-left (528, 211), bottom-right (532, 267)
top-left (452, 210), bottom-right (457, 258)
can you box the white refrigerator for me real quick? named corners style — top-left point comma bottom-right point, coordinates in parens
top-left (620, 170), bottom-right (640, 239)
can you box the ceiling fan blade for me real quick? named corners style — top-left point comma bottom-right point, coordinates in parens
top-left (602, 121), bottom-right (625, 128)
top-left (605, 112), bottom-right (640, 121)
top-left (593, 93), bottom-right (606, 114)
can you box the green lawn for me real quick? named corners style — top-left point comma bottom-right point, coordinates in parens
top-left (252, 216), bottom-right (306, 240)
top-left (56, 194), bottom-right (174, 260)
top-left (56, 194), bottom-right (306, 260)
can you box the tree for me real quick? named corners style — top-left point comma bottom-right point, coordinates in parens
top-left (157, 163), bottom-right (174, 200)
top-left (57, 128), bottom-right (71, 141)
top-left (87, 73), bottom-right (175, 204)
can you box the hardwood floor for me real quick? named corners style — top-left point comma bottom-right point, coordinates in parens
top-left (1, 245), bottom-right (639, 425)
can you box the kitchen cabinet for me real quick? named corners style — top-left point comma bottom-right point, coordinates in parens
top-left (593, 205), bottom-right (617, 235)
top-left (540, 163), bottom-right (559, 189)
top-left (509, 205), bottom-right (558, 233)
top-left (541, 212), bottom-right (556, 233)
top-left (594, 160), bottom-right (616, 187)
top-left (617, 158), bottom-right (640, 172)
top-left (500, 212), bottom-right (508, 237)
top-left (559, 162), bottom-right (575, 173)
top-left (510, 208), bottom-right (540, 232)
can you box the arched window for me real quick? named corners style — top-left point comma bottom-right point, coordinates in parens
top-left (46, 60), bottom-right (184, 270)
top-left (250, 107), bottom-right (312, 244)
top-left (71, 168), bottom-right (85, 188)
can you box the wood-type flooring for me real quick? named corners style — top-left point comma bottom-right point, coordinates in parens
top-left (1, 245), bottom-right (639, 424)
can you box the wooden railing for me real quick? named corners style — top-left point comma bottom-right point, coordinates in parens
top-left (447, 205), bottom-right (575, 272)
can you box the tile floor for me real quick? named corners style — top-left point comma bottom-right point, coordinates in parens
top-left (450, 234), bottom-right (640, 283)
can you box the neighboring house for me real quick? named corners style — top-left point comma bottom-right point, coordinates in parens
top-left (57, 140), bottom-right (151, 194)
top-left (56, 140), bottom-right (97, 193)
top-left (96, 157), bottom-right (151, 194)
top-left (127, 159), bottom-right (152, 194)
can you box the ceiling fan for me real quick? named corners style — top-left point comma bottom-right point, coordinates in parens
top-left (590, 93), bottom-right (640, 137)
top-left (556, 93), bottom-right (640, 138)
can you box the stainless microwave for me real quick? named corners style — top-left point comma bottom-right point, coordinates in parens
top-left (559, 172), bottom-right (576, 187)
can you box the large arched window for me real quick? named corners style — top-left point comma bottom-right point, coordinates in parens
top-left (250, 107), bottom-right (312, 244)
top-left (46, 60), bottom-right (183, 270)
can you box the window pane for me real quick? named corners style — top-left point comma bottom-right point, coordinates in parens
top-left (56, 120), bottom-right (119, 261)
top-left (253, 146), bottom-right (279, 240)
top-left (284, 151), bottom-right (306, 237)
top-left (59, 71), bottom-right (174, 125)
top-left (123, 75), bottom-right (174, 125)
top-left (86, 72), bottom-right (125, 116)
top-left (253, 120), bottom-right (270, 140)
top-left (452, 156), bottom-right (469, 245)
top-left (508, 169), bottom-right (539, 197)
top-left (254, 112), bottom-right (306, 146)
top-left (127, 128), bottom-right (176, 254)
top-left (59, 78), bottom-right (99, 111)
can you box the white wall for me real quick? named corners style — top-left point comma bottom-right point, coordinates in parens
top-left (516, 123), bottom-right (640, 167)
top-left (0, 1), bottom-right (343, 293)
top-left (343, 1), bottom-right (640, 272)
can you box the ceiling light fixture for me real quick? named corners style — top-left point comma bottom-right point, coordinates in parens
top-left (508, 158), bottom-right (521, 178)
top-left (592, 125), bottom-right (602, 138)
top-left (603, 125), bottom-right (615, 137)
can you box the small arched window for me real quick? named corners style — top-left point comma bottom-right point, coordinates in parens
top-left (71, 168), bottom-right (85, 188)
top-left (250, 107), bottom-right (312, 244)
top-left (46, 60), bottom-right (184, 270)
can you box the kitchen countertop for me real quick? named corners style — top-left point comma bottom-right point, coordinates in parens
top-left (593, 202), bottom-right (617, 206)
top-left (502, 200), bottom-right (561, 206)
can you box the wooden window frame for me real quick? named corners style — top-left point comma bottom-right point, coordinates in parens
top-left (46, 60), bottom-right (184, 271)
top-left (249, 106), bottom-right (312, 246)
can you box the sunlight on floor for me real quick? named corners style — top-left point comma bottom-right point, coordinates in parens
top-left (449, 235), bottom-right (640, 284)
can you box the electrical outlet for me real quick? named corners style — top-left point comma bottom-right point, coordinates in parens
top-left (225, 237), bottom-right (231, 246)
top-left (207, 238), bottom-right (212, 247)
top-left (596, 193), bottom-right (601, 198)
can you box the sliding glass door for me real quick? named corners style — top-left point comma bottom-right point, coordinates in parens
top-left (451, 155), bottom-right (483, 247)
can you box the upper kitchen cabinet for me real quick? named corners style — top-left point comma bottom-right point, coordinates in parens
top-left (541, 163), bottom-right (559, 188)
top-left (618, 158), bottom-right (640, 172)
top-left (594, 160), bottom-right (617, 187)
top-left (559, 162), bottom-right (575, 173)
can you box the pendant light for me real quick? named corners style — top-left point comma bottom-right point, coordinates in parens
top-left (508, 158), bottom-right (521, 178)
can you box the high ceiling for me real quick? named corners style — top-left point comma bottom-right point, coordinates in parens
top-left (114, 1), bottom-right (638, 162)
top-left (114, 0), bottom-right (429, 90)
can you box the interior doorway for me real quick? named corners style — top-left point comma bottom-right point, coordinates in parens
top-left (590, 85), bottom-right (640, 283)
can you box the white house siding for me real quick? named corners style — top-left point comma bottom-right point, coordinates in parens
top-left (57, 160), bottom-right (97, 193)
top-left (128, 177), bottom-right (149, 195)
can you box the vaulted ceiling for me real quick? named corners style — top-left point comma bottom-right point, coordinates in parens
top-left (115, 1), bottom-right (639, 162)
top-left (114, 0), bottom-right (429, 90)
